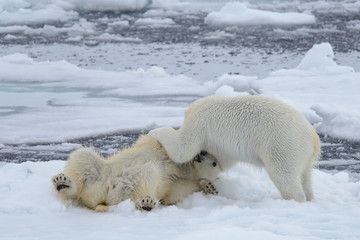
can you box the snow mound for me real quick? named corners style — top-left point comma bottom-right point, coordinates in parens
top-left (311, 104), bottom-right (360, 140)
top-left (210, 42), bottom-right (360, 140)
top-left (134, 18), bottom-right (176, 27)
top-left (151, 0), bottom-right (190, 10)
top-left (0, 0), bottom-right (186, 26)
top-left (0, 54), bottom-right (208, 144)
top-left (0, 161), bottom-right (359, 239)
top-left (1, 42), bottom-right (360, 143)
top-left (0, 3), bottom-right (78, 25)
top-left (296, 42), bottom-right (354, 73)
top-left (0, 53), bottom-right (205, 95)
top-left (205, 2), bottom-right (316, 26)
top-left (206, 73), bottom-right (260, 96)
top-left (66, 0), bottom-right (149, 12)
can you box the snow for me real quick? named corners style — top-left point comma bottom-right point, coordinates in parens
top-left (0, 0), bottom-right (359, 238)
top-left (0, 160), bottom-right (359, 239)
top-left (0, 53), bottom-right (208, 144)
top-left (151, 0), bottom-right (190, 10)
top-left (1, 42), bottom-right (360, 143)
top-left (0, 0), bottom-right (190, 26)
top-left (208, 42), bottom-right (360, 140)
top-left (0, 3), bottom-right (78, 25)
top-left (204, 2), bottom-right (316, 26)
top-left (134, 18), bottom-right (177, 27)
top-left (1, 0), bottom-right (359, 43)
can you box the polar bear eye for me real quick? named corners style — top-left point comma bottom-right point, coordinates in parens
top-left (212, 162), bottom-right (217, 167)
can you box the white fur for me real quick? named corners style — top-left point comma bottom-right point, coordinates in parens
top-left (149, 95), bottom-right (321, 202)
top-left (52, 135), bottom-right (222, 212)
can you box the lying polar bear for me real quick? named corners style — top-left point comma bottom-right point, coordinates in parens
top-left (149, 95), bottom-right (321, 202)
top-left (52, 135), bottom-right (222, 212)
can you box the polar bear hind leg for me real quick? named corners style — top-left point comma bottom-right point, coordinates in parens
top-left (302, 129), bottom-right (320, 201)
top-left (58, 147), bottom-right (110, 211)
top-left (64, 147), bottom-right (105, 185)
top-left (109, 163), bottom-right (162, 211)
top-left (264, 160), bottom-right (307, 202)
top-left (53, 173), bottom-right (109, 212)
top-left (301, 163), bottom-right (315, 201)
top-left (136, 196), bottom-right (158, 211)
top-left (131, 164), bottom-right (162, 210)
top-left (52, 173), bottom-right (77, 200)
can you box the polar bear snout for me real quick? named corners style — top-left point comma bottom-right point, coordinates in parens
top-left (193, 152), bottom-right (223, 181)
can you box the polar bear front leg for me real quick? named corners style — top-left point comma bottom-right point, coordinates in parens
top-left (149, 126), bottom-right (202, 163)
top-left (148, 127), bottom-right (182, 162)
top-left (135, 196), bottom-right (158, 212)
top-left (199, 179), bottom-right (219, 195)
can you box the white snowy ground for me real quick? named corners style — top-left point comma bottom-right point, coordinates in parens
top-left (1, 160), bottom-right (359, 240)
top-left (0, 42), bottom-right (359, 144)
top-left (1, 0), bottom-right (360, 239)
top-left (0, 42), bottom-right (360, 240)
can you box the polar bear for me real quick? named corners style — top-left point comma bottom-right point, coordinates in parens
top-left (52, 135), bottom-right (222, 212)
top-left (149, 95), bottom-right (321, 202)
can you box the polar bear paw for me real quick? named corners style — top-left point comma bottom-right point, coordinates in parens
top-left (135, 196), bottom-right (158, 212)
top-left (199, 179), bottom-right (218, 195)
top-left (52, 173), bottom-right (73, 192)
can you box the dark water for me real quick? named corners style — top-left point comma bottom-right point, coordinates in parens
top-left (1, 132), bottom-right (359, 177)
top-left (0, 8), bottom-right (359, 53)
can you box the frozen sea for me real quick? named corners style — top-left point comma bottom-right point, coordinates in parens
top-left (0, 1), bottom-right (360, 240)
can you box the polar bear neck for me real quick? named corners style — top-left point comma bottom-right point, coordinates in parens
top-left (176, 162), bottom-right (197, 181)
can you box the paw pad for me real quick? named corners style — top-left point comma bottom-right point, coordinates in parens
top-left (199, 179), bottom-right (219, 195)
top-left (52, 173), bottom-right (72, 192)
top-left (136, 196), bottom-right (157, 212)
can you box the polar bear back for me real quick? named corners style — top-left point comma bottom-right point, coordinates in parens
top-left (181, 95), bottom-right (318, 169)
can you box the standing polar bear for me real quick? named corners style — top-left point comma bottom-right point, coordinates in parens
top-left (52, 135), bottom-right (222, 212)
top-left (149, 95), bottom-right (321, 202)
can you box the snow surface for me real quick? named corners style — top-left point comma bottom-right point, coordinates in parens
top-left (1, 1), bottom-right (359, 238)
top-left (1, 42), bottom-right (359, 144)
top-left (205, 2), bottom-right (316, 26)
top-left (0, 160), bottom-right (359, 240)
top-left (1, 0), bottom-right (359, 43)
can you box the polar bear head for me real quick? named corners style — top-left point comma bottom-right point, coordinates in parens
top-left (192, 151), bottom-right (223, 181)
